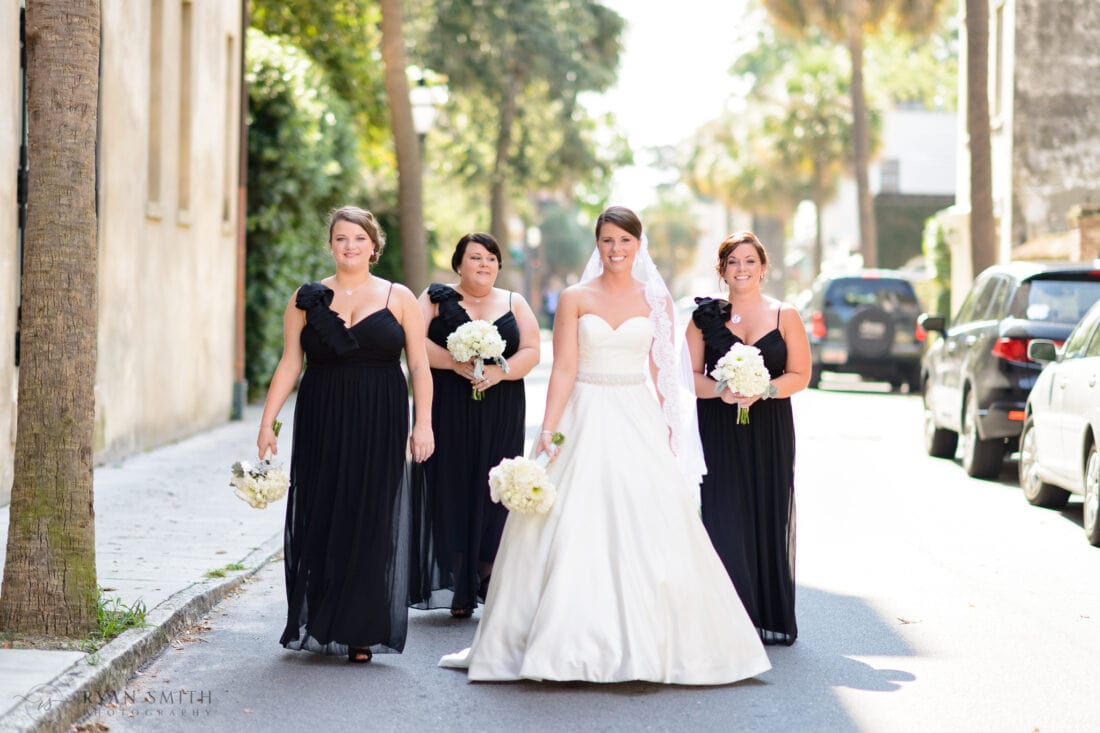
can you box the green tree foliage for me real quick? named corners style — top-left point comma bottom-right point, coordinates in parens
top-left (538, 200), bottom-right (593, 278)
top-left (244, 29), bottom-right (364, 398)
top-left (423, 0), bottom-right (626, 249)
top-left (761, 0), bottom-right (949, 267)
top-left (250, 0), bottom-right (389, 164)
top-left (643, 190), bottom-right (704, 290)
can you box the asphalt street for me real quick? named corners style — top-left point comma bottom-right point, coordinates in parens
top-left (74, 377), bottom-right (1100, 732)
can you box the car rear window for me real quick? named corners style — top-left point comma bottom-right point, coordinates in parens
top-left (1013, 277), bottom-right (1100, 323)
top-left (824, 278), bottom-right (918, 309)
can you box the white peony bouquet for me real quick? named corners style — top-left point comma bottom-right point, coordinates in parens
top-left (231, 419), bottom-right (290, 509)
top-left (711, 343), bottom-right (771, 425)
top-left (488, 432), bottom-right (565, 514)
top-left (446, 320), bottom-right (510, 401)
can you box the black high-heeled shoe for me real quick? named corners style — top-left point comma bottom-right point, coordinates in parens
top-left (450, 608), bottom-right (473, 619)
top-left (348, 646), bottom-right (373, 663)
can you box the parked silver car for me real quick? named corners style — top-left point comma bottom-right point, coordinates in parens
top-left (1019, 299), bottom-right (1100, 546)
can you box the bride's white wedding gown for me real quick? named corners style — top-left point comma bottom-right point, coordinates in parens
top-left (442, 314), bottom-right (771, 684)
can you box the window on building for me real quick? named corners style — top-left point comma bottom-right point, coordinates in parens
top-left (177, 0), bottom-right (193, 221)
top-left (147, 0), bottom-right (163, 216)
top-left (993, 3), bottom-right (1005, 120)
top-left (880, 159), bottom-right (900, 194)
top-left (222, 34), bottom-right (235, 225)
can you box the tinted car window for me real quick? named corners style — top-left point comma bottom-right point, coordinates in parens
top-left (960, 277), bottom-right (1000, 324)
top-left (824, 279), bottom-right (917, 309)
top-left (1011, 279), bottom-right (1100, 323)
top-left (1087, 324), bottom-right (1100, 357)
top-left (984, 277), bottom-right (1011, 320)
top-left (1066, 303), bottom-right (1100, 359)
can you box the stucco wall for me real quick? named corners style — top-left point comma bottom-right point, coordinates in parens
top-left (0, 1), bottom-right (21, 505)
top-left (1012, 0), bottom-right (1100, 246)
top-left (0, 2), bottom-right (243, 503)
top-left (95, 0), bottom-right (242, 461)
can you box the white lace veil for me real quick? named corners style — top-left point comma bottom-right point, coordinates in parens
top-left (579, 236), bottom-right (707, 497)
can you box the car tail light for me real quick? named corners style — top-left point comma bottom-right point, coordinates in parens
top-left (915, 322), bottom-right (926, 342)
top-left (1008, 410), bottom-right (1026, 421)
top-left (811, 311), bottom-right (826, 339)
top-left (992, 337), bottom-right (1030, 362)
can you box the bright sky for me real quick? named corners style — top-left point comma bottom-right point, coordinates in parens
top-left (587, 0), bottom-right (753, 207)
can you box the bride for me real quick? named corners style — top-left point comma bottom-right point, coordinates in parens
top-left (442, 206), bottom-right (770, 684)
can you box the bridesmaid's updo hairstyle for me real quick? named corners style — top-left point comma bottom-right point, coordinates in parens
top-left (595, 205), bottom-right (643, 241)
top-left (715, 231), bottom-right (768, 276)
top-left (451, 232), bottom-right (503, 273)
top-left (328, 205), bottom-right (386, 264)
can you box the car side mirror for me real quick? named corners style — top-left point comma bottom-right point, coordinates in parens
top-left (918, 314), bottom-right (946, 334)
top-left (1027, 339), bottom-right (1058, 364)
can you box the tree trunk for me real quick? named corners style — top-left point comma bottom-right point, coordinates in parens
top-left (379, 0), bottom-right (427, 292)
top-left (847, 23), bottom-right (878, 268)
top-left (0, 0), bottom-right (100, 636)
top-left (490, 72), bottom-right (519, 260)
top-left (966, 0), bottom-right (996, 277)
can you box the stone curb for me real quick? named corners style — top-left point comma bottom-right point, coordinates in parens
top-left (0, 532), bottom-right (283, 733)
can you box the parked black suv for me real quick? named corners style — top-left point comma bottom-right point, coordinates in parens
top-left (803, 270), bottom-right (925, 391)
top-left (920, 261), bottom-right (1100, 478)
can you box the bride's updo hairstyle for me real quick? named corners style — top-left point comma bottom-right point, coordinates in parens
top-left (715, 231), bottom-right (768, 276)
top-left (595, 205), bottom-right (642, 240)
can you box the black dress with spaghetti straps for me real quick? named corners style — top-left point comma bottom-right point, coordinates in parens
top-left (693, 297), bottom-right (797, 645)
top-left (409, 284), bottom-right (526, 613)
top-left (280, 281), bottom-right (411, 655)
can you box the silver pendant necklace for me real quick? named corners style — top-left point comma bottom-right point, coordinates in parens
top-left (731, 314), bottom-right (742, 324)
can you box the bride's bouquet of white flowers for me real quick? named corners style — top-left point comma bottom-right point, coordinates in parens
top-left (488, 432), bottom-right (565, 514)
top-left (230, 419), bottom-right (290, 509)
top-left (446, 320), bottom-right (510, 401)
top-left (711, 343), bottom-right (770, 425)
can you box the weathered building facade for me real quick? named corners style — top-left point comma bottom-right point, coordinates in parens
top-left (1, 1), bottom-right (245, 504)
top-left (956, 0), bottom-right (1100, 266)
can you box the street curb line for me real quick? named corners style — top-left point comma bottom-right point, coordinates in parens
top-left (0, 532), bottom-right (283, 733)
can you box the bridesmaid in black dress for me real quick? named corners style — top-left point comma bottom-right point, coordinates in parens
top-left (409, 233), bottom-right (541, 618)
top-left (257, 206), bottom-right (434, 663)
top-left (685, 231), bottom-right (811, 645)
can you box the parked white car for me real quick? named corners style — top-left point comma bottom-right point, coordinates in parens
top-left (1019, 299), bottom-right (1100, 546)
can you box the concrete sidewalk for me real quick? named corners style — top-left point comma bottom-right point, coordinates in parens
top-left (0, 398), bottom-right (292, 732)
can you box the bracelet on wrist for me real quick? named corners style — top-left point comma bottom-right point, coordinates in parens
top-left (540, 430), bottom-right (555, 435)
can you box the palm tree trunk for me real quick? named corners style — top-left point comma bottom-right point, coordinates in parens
top-left (847, 23), bottom-right (878, 268)
top-left (380, 0), bottom-right (427, 292)
top-left (966, 0), bottom-right (996, 276)
top-left (813, 161), bottom-right (826, 278)
top-left (0, 0), bottom-right (100, 636)
top-left (490, 72), bottom-right (519, 258)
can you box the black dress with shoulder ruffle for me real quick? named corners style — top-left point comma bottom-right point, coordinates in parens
top-left (408, 283), bottom-right (525, 613)
top-left (280, 282), bottom-right (411, 655)
top-left (693, 296), bottom-right (798, 645)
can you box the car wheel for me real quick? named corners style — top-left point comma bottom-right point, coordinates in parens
top-left (923, 390), bottom-right (957, 458)
top-left (961, 390), bottom-right (1004, 479)
top-left (1084, 444), bottom-right (1100, 547)
top-left (809, 363), bottom-right (822, 389)
top-left (1019, 417), bottom-right (1070, 508)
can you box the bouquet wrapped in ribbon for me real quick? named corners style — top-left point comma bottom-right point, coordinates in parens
top-left (230, 419), bottom-right (290, 509)
top-left (711, 343), bottom-right (770, 425)
top-left (446, 320), bottom-right (510, 400)
top-left (488, 432), bottom-right (565, 514)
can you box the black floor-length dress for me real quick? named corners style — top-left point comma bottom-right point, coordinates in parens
top-left (693, 296), bottom-right (798, 645)
top-left (280, 282), bottom-right (411, 655)
top-left (409, 283), bottom-right (525, 612)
